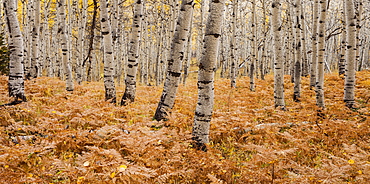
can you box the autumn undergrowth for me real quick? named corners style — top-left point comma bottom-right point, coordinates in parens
top-left (0, 71), bottom-right (369, 183)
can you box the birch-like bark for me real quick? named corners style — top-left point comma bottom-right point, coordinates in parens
top-left (293, 0), bottom-right (302, 102)
top-left (192, 0), bottom-right (225, 151)
top-left (316, 0), bottom-right (327, 108)
top-left (76, 0), bottom-right (87, 84)
top-left (154, 0), bottom-right (195, 121)
top-left (355, 0), bottom-right (363, 71)
top-left (29, 0), bottom-right (40, 78)
top-left (5, 0), bottom-right (26, 102)
top-left (300, 4), bottom-right (309, 77)
top-left (100, 0), bottom-right (116, 103)
top-left (271, 0), bottom-right (285, 109)
top-left (250, 0), bottom-right (257, 91)
top-left (59, 0), bottom-right (74, 91)
top-left (339, 1), bottom-right (346, 76)
top-left (121, 0), bottom-right (144, 105)
top-left (229, 0), bottom-right (238, 88)
top-left (310, 0), bottom-right (319, 88)
top-left (344, 0), bottom-right (356, 108)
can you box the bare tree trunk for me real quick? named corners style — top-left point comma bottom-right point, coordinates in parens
top-left (316, 0), bottom-right (327, 108)
top-left (121, 0), bottom-right (144, 105)
top-left (272, 0), bottom-right (285, 109)
top-left (59, 0), bottom-right (74, 91)
top-left (293, 0), bottom-right (302, 102)
top-left (339, 0), bottom-right (346, 76)
top-left (229, 0), bottom-right (238, 88)
top-left (154, 0), bottom-right (195, 121)
top-left (29, 0), bottom-right (40, 78)
top-left (192, 0), bottom-right (225, 151)
top-left (250, 0), bottom-right (257, 91)
top-left (344, 0), bottom-right (356, 108)
top-left (100, 0), bottom-right (116, 103)
top-left (5, 0), bottom-right (26, 102)
top-left (310, 0), bottom-right (319, 88)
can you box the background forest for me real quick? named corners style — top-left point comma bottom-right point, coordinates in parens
top-left (0, 0), bottom-right (370, 183)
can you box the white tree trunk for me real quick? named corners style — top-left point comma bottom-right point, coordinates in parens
top-left (154, 0), bottom-right (195, 121)
top-left (293, 0), bottom-right (302, 102)
top-left (100, 0), bottom-right (116, 103)
top-left (316, 0), bottom-right (327, 108)
top-left (121, 0), bottom-right (144, 105)
top-left (5, 0), bottom-right (26, 102)
top-left (271, 0), bottom-right (285, 109)
top-left (192, 0), bottom-right (225, 151)
top-left (59, 0), bottom-right (74, 91)
top-left (310, 0), bottom-right (319, 88)
top-left (344, 0), bottom-right (356, 108)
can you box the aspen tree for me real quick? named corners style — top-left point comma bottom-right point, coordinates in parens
top-left (310, 0), bottom-right (319, 88)
top-left (100, 0), bottom-right (116, 103)
top-left (339, 0), bottom-right (346, 76)
top-left (5, 0), bottom-right (26, 102)
top-left (344, 0), bottom-right (356, 108)
top-left (300, 4), bottom-right (309, 77)
top-left (250, 0), bottom-right (257, 91)
top-left (29, 0), bottom-right (40, 78)
top-left (121, 0), bottom-right (144, 105)
top-left (229, 0), bottom-right (238, 88)
top-left (293, 0), bottom-right (302, 102)
top-left (355, 0), bottom-right (363, 71)
top-left (192, 0), bottom-right (225, 151)
top-left (316, 0), bottom-right (327, 108)
top-left (271, 0), bottom-right (285, 109)
top-left (154, 0), bottom-right (195, 121)
top-left (59, 0), bottom-right (74, 91)
top-left (76, 0), bottom-right (87, 84)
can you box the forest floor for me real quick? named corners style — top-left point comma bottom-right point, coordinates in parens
top-left (0, 71), bottom-right (370, 184)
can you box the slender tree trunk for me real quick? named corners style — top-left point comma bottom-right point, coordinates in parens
top-left (316, 0), bottom-right (327, 108)
top-left (310, 0), bottom-right (319, 88)
top-left (121, 0), bottom-right (144, 105)
top-left (100, 0), bottom-right (116, 103)
top-left (230, 0), bottom-right (238, 88)
top-left (29, 0), bottom-right (40, 78)
top-left (355, 0), bottom-right (363, 71)
top-left (293, 0), bottom-right (302, 102)
top-left (5, 0), bottom-right (26, 102)
top-left (154, 0), bottom-right (195, 121)
top-left (192, 0), bottom-right (225, 151)
top-left (300, 4), bottom-right (309, 77)
top-left (250, 0), bottom-right (257, 91)
top-left (59, 0), bottom-right (74, 91)
top-left (339, 0), bottom-right (346, 76)
top-left (344, 0), bottom-right (356, 108)
top-left (272, 0), bottom-right (285, 109)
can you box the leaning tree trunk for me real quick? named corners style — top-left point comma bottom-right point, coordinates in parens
top-left (271, 0), bottom-right (285, 109)
top-left (344, 0), bottom-right (356, 108)
top-left (316, 0), bottom-right (327, 108)
top-left (5, 0), bottom-right (26, 102)
top-left (100, 0), bottom-right (116, 103)
top-left (154, 0), bottom-right (194, 121)
top-left (310, 0), bottom-right (319, 89)
top-left (192, 0), bottom-right (225, 151)
top-left (121, 0), bottom-right (143, 106)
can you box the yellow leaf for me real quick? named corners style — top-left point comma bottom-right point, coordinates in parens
top-left (4, 165), bottom-right (9, 168)
top-left (348, 159), bottom-right (355, 164)
top-left (27, 173), bottom-right (33, 178)
top-left (110, 172), bottom-right (116, 178)
top-left (358, 170), bottom-right (363, 174)
top-left (118, 165), bottom-right (127, 172)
